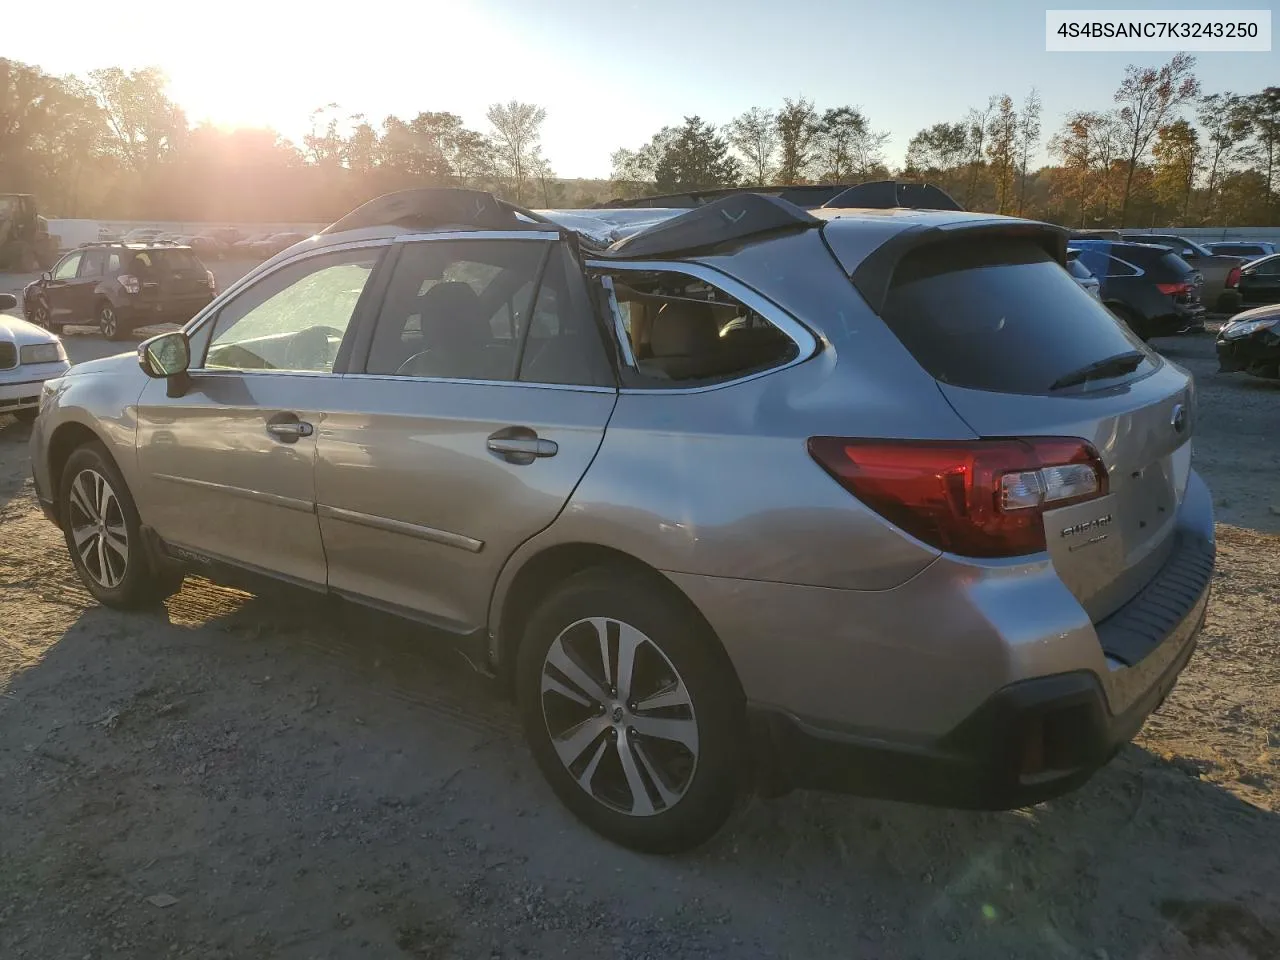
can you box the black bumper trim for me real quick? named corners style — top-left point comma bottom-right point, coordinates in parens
top-left (751, 625), bottom-right (1199, 809)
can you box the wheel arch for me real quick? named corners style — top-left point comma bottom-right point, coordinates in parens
top-left (490, 541), bottom-right (745, 704)
top-left (45, 420), bottom-right (117, 528)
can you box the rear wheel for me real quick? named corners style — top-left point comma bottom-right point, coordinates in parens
top-left (1108, 304), bottom-right (1148, 342)
top-left (516, 567), bottom-right (745, 853)
top-left (59, 443), bottom-right (183, 608)
top-left (97, 301), bottom-right (123, 341)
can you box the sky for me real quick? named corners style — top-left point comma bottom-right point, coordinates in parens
top-left (6, 0), bottom-right (1278, 178)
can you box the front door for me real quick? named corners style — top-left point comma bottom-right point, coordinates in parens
top-left (134, 245), bottom-right (387, 587)
top-left (315, 235), bottom-right (618, 632)
top-left (43, 251), bottom-right (88, 324)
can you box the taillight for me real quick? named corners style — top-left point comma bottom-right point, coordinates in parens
top-left (206, 269), bottom-right (217, 291)
top-left (1226, 266), bottom-right (1241, 288)
top-left (118, 274), bottom-right (140, 295)
top-left (806, 437), bottom-right (1108, 558)
top-left (1156, 281), bottom-right (1192, 297)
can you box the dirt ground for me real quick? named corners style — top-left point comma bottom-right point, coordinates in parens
top-left (1, 290), bottom-right (1278, 958)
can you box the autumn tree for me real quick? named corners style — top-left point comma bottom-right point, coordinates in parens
top-left (88, 66), bottom-right (186, 173)
top-left (775, 97), bottom-right (820, 184)
top-left (609, 127), bottom-right (676, 198)
top-left (1196, 93), bottom-right (1251, 221)
top-left (815, 106), bottom-right (888, 183)
top-left (986, 95), bottom-right (1018, 213)
top-left (1016, 88), bottom-right (1042, 215)
top-left (653, 116), bottom-right (739, 192)
top-left (1112, 52), bottom-right (1200, 224)
top-left (1241, 87), bottom-right (1280, 220)
top-left (485, 100), bottom-right (547, 204)
top-left (726, 107), bottom-right (777, 186)
top-left (1151, 119), bottom-right (1200, 223)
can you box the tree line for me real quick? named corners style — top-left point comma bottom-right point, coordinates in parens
top-left (2, 55), bottom-right (1277, 228)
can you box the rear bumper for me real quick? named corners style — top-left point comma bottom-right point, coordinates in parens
top-left (670, 471), bottom-right (1214, 809)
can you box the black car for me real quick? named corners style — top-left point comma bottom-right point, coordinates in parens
top-left (1236, 253), bottom-right (1280, 305)
top-left (23, 242), bottom-right (216, 340)
top-left (1217, 302), bottom-right (1280, 380)
top-left (1069, 240), bottom-right (1206, 340)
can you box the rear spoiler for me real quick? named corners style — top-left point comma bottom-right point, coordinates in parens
top-left (851, 220), bottom-right (1070, 315)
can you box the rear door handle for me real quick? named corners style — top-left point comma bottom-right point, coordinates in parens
top-left (487, 428), bottom-right (558, 464)
top-left (266, 419), bottom-right (314, 442)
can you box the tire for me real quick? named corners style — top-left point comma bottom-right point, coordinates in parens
top-left (1108, 304), bottom-right (1149, 342)
top-left (29, 298), bottom-right (52, 330)
top-left (97, 301), bottom-right (124, 341)
top-left (12, 409), bottom-right (37, 424)
top-left (516, 566), bottom-right (745, 853)
top-left (59, 442), bottom-right (183, 609)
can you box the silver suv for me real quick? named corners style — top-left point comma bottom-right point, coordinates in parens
top-left (29, 188), bottom-right (1214, 853)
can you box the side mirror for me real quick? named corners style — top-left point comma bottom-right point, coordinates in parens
top-left (138, 330), bottom-right (192, 398)
top-left (0, 293), bottom-right (17, 311)
top-left (1181, 248), bottom-right (1198, 259)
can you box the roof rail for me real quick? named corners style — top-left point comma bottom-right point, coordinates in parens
top-left (595, 184), bottom-right (855, 211)
top-left (596, 193), bottom-right (821, 259)
top-left (821, 180), bottom-right (964, 211)
top-left (320, 187), bottom-right (554, 236)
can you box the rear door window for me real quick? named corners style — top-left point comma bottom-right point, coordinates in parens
top-left (879, 239), bottom-right (1153, 395)
top-left (149, 249), bottom-right (204, 271)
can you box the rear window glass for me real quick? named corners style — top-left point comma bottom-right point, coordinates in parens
top-left (132, 249), bottom-right (203, 271)
top-left (1155, 251), bottom-right (1195, 278)
top-left (880, 240), bottom-right (1153, 395)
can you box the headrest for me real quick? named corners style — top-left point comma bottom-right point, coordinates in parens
top-left (418, 281), bottom-right (485, 348)
top-left (649, 300), bottom-right (720, 358)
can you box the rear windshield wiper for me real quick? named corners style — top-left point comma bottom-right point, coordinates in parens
top-left (1049, 350), bottom-right (1146, 391)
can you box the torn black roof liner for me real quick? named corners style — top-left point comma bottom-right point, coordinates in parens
top-left (596, 193), bottom-right (821, 259)
top-left (320, 187), bottom-right (550, 235)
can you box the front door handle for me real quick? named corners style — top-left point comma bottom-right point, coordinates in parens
top-left (266, 420), bottom-right (314, 443)
top-left (487, 427), bottom-right (558, 464)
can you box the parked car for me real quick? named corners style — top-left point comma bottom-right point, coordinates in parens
top-left (1069, 240), bottom-right (1206, 339)
top-left (1204, 241), bottom-right (1277, 259)
top-left (1217, 302), bottom-right (1280, 380)
top-left (0, 292), bottom-right (71, 422)
top-left (1066, 249), bottom-right (1101, 300)
top-left (1236, 252), bottom-right (1280, 305)
top-left (29, 188), bottom-right (1214, 853)
top-left (22, 242), bottom-right (216, 340)
top-left (123, 227), bottom-right (167, 243)
top-left (1119, 233), bottom-right (1244, 313)
top-left (250, 232), bottom-right (310, 259)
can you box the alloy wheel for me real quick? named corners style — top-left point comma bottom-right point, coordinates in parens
top-left (33, 301), bottom-right (49, 327)
top-left (539, 617), bottom-right (699, 817)
top-left (99, 306), bottom-right (117, 338)
top-left (67, 468), bottom-right (129, 589)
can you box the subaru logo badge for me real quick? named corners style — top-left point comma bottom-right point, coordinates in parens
top-left (1171, 403), bottom-right (1187, 433)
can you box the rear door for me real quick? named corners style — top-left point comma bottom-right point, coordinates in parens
top-left (315, 233), bottom-right (618, 633)
top-left (851, 232), bottom-right (1193, 621)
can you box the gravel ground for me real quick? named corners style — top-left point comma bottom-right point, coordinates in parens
top-left (1, 281), bottom-right (1278, 958)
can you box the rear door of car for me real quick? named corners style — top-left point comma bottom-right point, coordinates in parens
top-left (828, 226), bottom-right (1194, 623)
top-left (314, 232), bottom-right (618, 634)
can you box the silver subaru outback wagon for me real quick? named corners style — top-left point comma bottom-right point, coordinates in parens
top-left (29, 188), bottom-right (1214, 853)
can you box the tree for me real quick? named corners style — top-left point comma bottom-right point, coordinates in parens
top-left (1241, 87), bottom-right (1280, 220)
top-left (1016, 88), bottom-right (1042, 215)
top-left (962, 98), bottom-right (997, 207)
top-left (1197, 93), bottom-right (1251, 221)
top-left (88, 66), bottom-right (186, 173)
top-left (726, 107), bottom-right (777, 186)
top-left (302, 103), bottom-right (347, 166)
top-left (985, 95), bottom-right (1019, 213)
top-left (1152, 119), bottom-right (1200, 223)
top-left (1112, 52), bottom-right (1200, 224)
top-left (485, 100), bottom-right (547, 204)
top-left (653, 116), bottom-right (740, 192)
top-left (775, 97), bottom-right (820, 184)
top-left (904, 122), bottom-right (970, 200)
top-left (815, 106), bottom-right (888, 183)
top-left (609, 126), bottom-right (675, 198)
top-left (343, 115), bottom-right (379, 175)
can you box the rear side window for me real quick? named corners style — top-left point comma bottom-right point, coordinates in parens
top-left (1155, 251), bottom-right (1195, 279)
top-left (879, 239), bottom-right (1151, 395)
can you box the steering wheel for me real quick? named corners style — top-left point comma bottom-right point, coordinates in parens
top-left (284, 324), bottom-right (344, 370)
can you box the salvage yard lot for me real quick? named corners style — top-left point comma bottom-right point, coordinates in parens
top-left (1, 283), bottom-right (1278, 957)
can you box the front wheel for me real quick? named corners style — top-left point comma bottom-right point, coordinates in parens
top-left (59, 443), bottom-right (183, 608)
top-left (98, 301), bottom-right (124, 341)
top-left (28, 298), bottom-right (53, 330)
top-left (516, 567), bottom-right (745, 853)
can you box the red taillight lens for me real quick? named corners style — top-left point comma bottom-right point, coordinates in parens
top-left (1226, 266), bottom-right (1241, 288)
top-left (806, 437), bottom-right (1108, 558)
top-left (1156, 281), bottom-right (1191, 296)
top-left (118, 274), bottom-right (140, 295)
